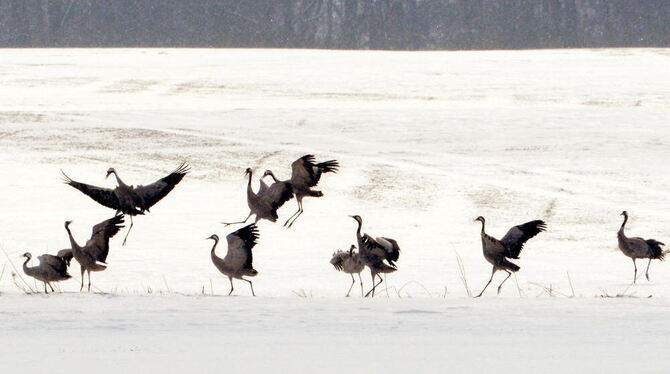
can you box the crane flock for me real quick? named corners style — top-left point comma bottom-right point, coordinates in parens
top-left (17, 155), bottom-right (668, 297)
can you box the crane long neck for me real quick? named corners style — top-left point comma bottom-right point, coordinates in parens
top-left (22, 256), bottom-right (32, 275)
top-left (210, 238), bottom-right (220, 260)
top-left (65, 225), bottom-right (82, 252)
top-left (267, 171), bottom-right (280, 183)
top-left (619, 214), bottom-right (628, 237)
top-left (355, 219), bottom-right (362, 240)
top-left (246, 171), bottom-right (255, 197)
top-left (479, 220), bottom-right (486, 235)
top-left (111, 171), bottom-right (127, 187)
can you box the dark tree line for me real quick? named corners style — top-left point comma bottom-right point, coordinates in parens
top-left (1, 0), bottom-right (668, 49)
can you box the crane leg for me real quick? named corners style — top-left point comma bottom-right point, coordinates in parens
top-left (87, 270), bottom-right (92, 292)
top-left (475, 267), bottom-right (496, 298)
top-left (358, 273), bottom-right (364, 297)
top-left (222, 212), bottom-right (253, 227)
top-left (284, 210), bottom-right (300, 227)
top-left (346, 274), bottom-right (356, 297)
top-left (645, 258), bottom-right (653, 281)
top-left (284, 199), bottom-right (303, 228)
top-left (244, 279), bottom-right (255, 296)
top-left (79, 266), bottom-right (85, 292)
top-left (283, 200), bottom-right (301, 227)
top-left (122, 216), bottom-right (134, 246)
top-left (44, 282), bottom-right (48, 294)
top-left (228, 277), bottom-right (234, 296)
top-left (374, 274), bottom-right (384, 297)
top-left (286, 211), bottom-right (303, 228)
top-left (365, 271), bottom-right (375, 297)
top-left (48, 282), bottom-right (55, 292)
top-left (497, 270), bottom-right (512, 295)
top-left (632, 258), bottom-right (637, 284)
top-left (365, 273), bottom-right (384, 297)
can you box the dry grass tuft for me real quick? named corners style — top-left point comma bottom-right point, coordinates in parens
top-left (454, 251), bottom-right (472, 297)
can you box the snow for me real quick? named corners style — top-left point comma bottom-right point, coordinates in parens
top-left (1, 48), bottom-right (670, 373)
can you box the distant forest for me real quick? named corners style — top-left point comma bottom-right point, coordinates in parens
top-left (1, 0), bottom-right (669, 49)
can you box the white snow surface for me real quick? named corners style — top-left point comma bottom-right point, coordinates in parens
top-left (1, 48), bottom-right (669, 373)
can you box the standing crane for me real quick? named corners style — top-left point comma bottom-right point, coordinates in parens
top-left (222, 168), bottom-right (293, 226)
top-left (64, 214), bottom-right (125, 292)
top-left (207, 224), bottom-right (259, 296)
top-left (474, 216), bottom-right (546, 297)
top-left (22, 252), bottom-right (72, 293)
top-left (263, 155), bottom-right (339, 228)
top-left (350, 215), bottom-right (400, 297)
top-left (61, 162), bottom-right (189, 245)
top-left (618, 211), bottom-right (667, 283)
top-left (330, 245), bottom-right (365, 297)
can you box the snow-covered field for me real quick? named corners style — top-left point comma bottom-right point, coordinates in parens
top-left (1, 48), bottom-right (669, 373)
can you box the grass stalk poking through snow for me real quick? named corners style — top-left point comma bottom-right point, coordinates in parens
top-left (567, 272), bottom-right (575, 297)
top-left (454, 252), bottom-right (472, 298)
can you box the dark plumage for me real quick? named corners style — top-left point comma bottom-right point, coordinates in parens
top-left (647, 240), bottom-right (667, 260)
top-left (56, 249), bottom-right (74, 267)
top-left (501, 220), bottom-right (547, 259)
top-left (617, 211), bottom-right (668, 283)
top-left (264, 155), bottom-right (339, 228)
top-left (62, 162), bottom-right (189, 245)
top-left (474, 216), bottom-right (546, 297)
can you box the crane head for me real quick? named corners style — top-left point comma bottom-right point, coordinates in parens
top-left (262, 170), bottom-right (273, 179)
top-left (620, 210), bottom-right (628, 217)
top-left (349, 244), bottom-right (356, 254)
top-left (244, 168), bottom-right (252, 176)
top-left (64, 220), bottom-right (73, 228)
top-left (106, 168), bottom-right (116, 179)
top-left (474, 216), bottom-right (485, 223)
top-left (349, 215), bottom-right (362, 224)
top-left (206, 234), bottom-right (219, 242)
top-left (22, 252), bottom-right (31, 259)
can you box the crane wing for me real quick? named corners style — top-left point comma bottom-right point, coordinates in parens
top-left (37, 254), bottom-right (70, 276)
top-left (62, 171), bottom-right (121, 210)
top-left (501, 220), bottom-right (547, 259)
top-left (56, 249), bottom-right (73, 266)
top-left (646, 239), bottom-right (666, 260)
top-left (361, 234), bottom-right (399, 268)
top-left (225, 224), bottom-right (258, 271)
top-left (375, 237), bottom-right (401, 266)
top-left (133, 162), bottom-right (190, 209)
top-left (290, 155), bottom-right (339, 189)
top-left (84, 214), bottom-right (125, 263)
top-left (290, 155), bottom-right (318, 188)
top-left (260, 181), bottom-right (294, 211)
top-left (330, 250), bottom-right (347, 271)
top-left (258, 178), bottom-right (270, 195)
